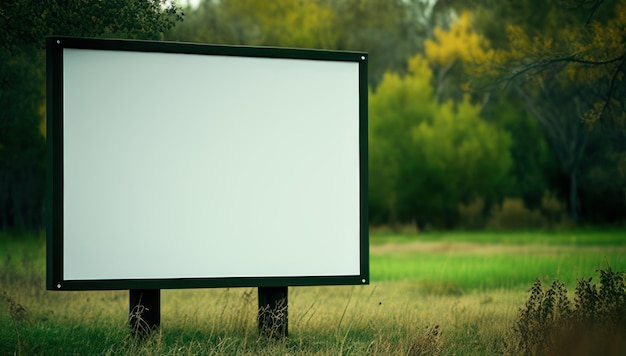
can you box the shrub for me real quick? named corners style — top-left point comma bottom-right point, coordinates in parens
top-left (457, 197), bottom-right (485, 230)
top-left (512, 279), bottom-right (571, 355)
top-left (487, 198), bottom-right (545, 230)
top-left (540, 191), bottom-right (571, 228)
top-left (511, 265), bottom-right (626, 355)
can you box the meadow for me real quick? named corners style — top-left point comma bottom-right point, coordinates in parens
top-left (1, 229), bottom-right (625, 355)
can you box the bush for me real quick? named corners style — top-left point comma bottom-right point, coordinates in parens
top-left (485, 194), bottom-right (571, 230)
top-left (457, 197), bottom-right (485, 230)
top-left (511, 265), bottom-right (626, 355)
top-left (487, 198), bottom-right (545, 230)
top-left (540, 191), bottom-right (571, 228)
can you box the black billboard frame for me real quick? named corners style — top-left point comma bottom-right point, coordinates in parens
top-left (46, 37), bottom-right (369, 292)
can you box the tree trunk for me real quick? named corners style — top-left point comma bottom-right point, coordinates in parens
top-left (569, 171), bottom-right (580, 223)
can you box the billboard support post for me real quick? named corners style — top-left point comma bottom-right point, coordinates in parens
top-left (129, 289), bottom-right (160, 338)
top-left (258, 287), bottom-right (288, 338)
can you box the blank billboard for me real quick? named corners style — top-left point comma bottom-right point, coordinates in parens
top-left (46, 37), bottom-right (368, 290)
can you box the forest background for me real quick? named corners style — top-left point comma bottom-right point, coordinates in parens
top-left (1, 0), bottom-right (625, 232)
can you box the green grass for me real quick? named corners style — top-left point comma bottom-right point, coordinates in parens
top-left (1, 229), bottom-right (625, 355)
top-left (371, 245), bottom-right (625, 291)
top-left (370, 228), bottom-right (626, 246)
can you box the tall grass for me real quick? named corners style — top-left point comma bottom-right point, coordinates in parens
top-left (1, 229), bottom-right (625, 354)
top-left (2, 284), bottom-right (522, 355)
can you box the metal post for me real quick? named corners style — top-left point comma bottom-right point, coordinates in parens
top-left (129, 289), bottom-right (160, 338)
top-left (258, 286), bottom-right (288, 338)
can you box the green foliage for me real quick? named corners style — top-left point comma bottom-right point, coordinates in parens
top-left (512, 265), bottom-right (626, 355)
top-left (481, 95), bottom-right (556, 208)
top-left (512, 279), bottom-right (571, 355)
top-left (2, 0), bottom-right (623, 231)
top-left (369, 54), bottom-right (513, 228)
top-left (170, 0), bottom-right (337, 48)
top-left (0, 45), bottom-right (46, 230)
top-left (167, 0), bottom-right (433, 86)
top-left (1, 0), bottom-right (183, 47)
top-left (368, 56), bottom-right (434, 225)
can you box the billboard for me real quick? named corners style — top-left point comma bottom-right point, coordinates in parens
top-left (46, 37), bottom-right (368, 290)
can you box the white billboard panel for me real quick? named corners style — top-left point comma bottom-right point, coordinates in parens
top-left (46, 38), bottom-right (368, 290)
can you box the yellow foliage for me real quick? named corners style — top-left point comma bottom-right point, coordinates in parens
top-left (495, 3), bottom-right (626, 84)
top-left (424, 11), bottom-right (493, 70)
top-left (502, 25), bottom-right (530, 59)
top-left (424, 11), bottom-right (499, 80)
top-left (476, 2), bottom-right (626, 129)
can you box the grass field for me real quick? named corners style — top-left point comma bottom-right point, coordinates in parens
top-left (1, 229), bottom-right (625, 355)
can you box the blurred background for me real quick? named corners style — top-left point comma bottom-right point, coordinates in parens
top-left (1, 0), bottom-right (625, 232)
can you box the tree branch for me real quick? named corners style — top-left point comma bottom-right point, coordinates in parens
top-left (559, 0), bottom-right (605, 24)
top-left (585, 0), bottom-right (605, 25)
top-left (596, 54), bottom-right (626, 125)
top-left (504, 53), bottom-right (626, 89)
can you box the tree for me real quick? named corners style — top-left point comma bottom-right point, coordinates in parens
top-left (368, 55), bottom-right (438, 224)
top-left (328, 0), bottom-right (436, 86)
top-left (0, 0), bottom-right (182, 230)
top-left (474, 1), bottom-right (626, 222)
top-left (424, 11), bottom-right (492, 102)
top-left (424, 11), bottom-right (556, 211)
top-left (515, 76), bottom-right (591, 222)
top-left (480, 95), bottom-right (556, 209)
top-left (369, 55), bottom-right (512, 228)
top-left (427, 1), bottom-right (626, 223)
top-left (488, 2), bottom-right (626, 129)
top-left (167, 0), bottom-right (441, 86)
top-left (168, 0), bottom-right (338, 48)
